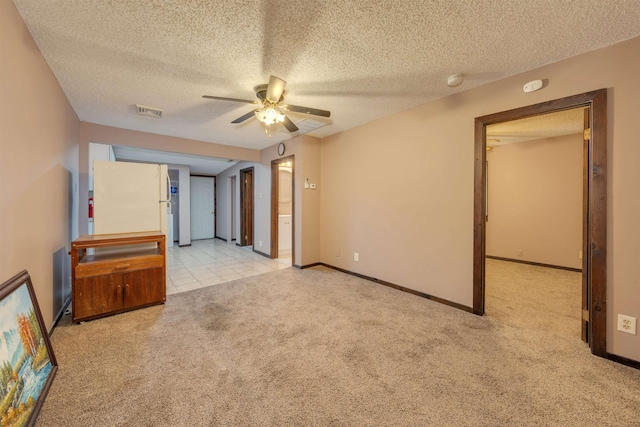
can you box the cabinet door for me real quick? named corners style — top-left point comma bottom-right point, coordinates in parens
top-left (75, 274), bottom-right (123, 319)
top-left (123, 267), bottom-right (165, 309)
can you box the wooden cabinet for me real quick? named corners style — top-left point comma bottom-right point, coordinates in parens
top-left (71, 231), bottom-right (166, 323)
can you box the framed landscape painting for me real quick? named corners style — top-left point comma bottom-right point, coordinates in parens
top-left (0, 270), bottom-right (57, 427)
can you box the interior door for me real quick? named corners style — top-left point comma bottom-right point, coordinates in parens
top-left (190, 176), bottom-right (215, 240)
top-left (240, 168), bottom-right (254, 246)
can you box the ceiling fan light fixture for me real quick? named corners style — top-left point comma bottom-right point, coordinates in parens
top-left (203, 75), bottom-right (327, 136)
top-left (255, 105), bottom-right (285, 126)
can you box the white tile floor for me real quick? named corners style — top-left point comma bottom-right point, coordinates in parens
top-left (166, 239), bottom-right (291, 295)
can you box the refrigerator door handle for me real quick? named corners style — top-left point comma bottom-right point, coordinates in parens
top-left (159, 172), bottom-right (171, 203)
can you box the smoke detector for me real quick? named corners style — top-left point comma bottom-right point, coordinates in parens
top-left (136, 104), bottom-right (163, 118)
top-left (447, 74), bottom-right (464, 87)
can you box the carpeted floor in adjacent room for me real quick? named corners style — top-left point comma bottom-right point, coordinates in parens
top-left (36, 261), bottom-right (640, 426)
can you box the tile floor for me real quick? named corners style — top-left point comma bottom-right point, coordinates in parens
top-left (166, 239), bottom-right (291, 295)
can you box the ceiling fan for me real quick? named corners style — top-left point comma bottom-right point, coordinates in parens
top-left (203, 75), bottom-right (330, 134)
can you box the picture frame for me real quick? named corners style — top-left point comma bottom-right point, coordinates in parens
top-left (0, 270), bottom-right (57, 427)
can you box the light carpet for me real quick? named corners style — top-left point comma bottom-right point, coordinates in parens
top-left (36, 263), bottom-right (640, 426)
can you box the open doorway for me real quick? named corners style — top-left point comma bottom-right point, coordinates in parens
top-left (484, 107), bottom-right (585, 340)
top-left (473, 89), bottom-right (607, 357)
top-left (271, 156), bottom-right (294, 266)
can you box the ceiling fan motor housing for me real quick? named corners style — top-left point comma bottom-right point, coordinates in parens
top-left (254, 84), bottom-right (283, 103)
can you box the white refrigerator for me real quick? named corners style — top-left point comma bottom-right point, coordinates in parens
top-left (93, 160), bottom-right (169, 238)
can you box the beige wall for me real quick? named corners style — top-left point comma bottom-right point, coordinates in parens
top-left (486, 134), bottom-right (583, 269)
top-left (260, 135), bottom-right (322, 267)
top-left (1, 1), bottom-right (80, 330)
top-left (214, 134), bottom-right (321, 266)
top-left (320, 37), bottom-right (640, 361)
top-left (215, 160), bottom-right (265, 248)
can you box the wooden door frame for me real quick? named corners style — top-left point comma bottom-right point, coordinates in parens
top-left (271, 156), bottom-right (295, 265)
top-left (239, 167), bottom-right (254, 247)
top-left (473, 89), bottom-right (607, 357)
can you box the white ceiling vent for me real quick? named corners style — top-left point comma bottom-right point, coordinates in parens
top-left (136, 104), bottom-right (163, 118)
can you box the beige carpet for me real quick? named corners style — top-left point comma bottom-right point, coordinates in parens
top-left (36, 262), bottom-right (640, 426)
top-left (486, 258), bottom-right (583, 339)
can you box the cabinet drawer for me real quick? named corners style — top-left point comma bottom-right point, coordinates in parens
top-left (75, 255), bottom-right (164, 278)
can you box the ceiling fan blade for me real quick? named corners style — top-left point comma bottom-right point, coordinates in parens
top-left (284, 104), bottom-right (331, 117)
top-left (203, 95), bottom-right (258, 104)
top-left (232, 110), bottom-right (258, 124)
top-left (282, 115), bottom-right (299, 132)
top-left (266, 75), bottom-right (286, 103)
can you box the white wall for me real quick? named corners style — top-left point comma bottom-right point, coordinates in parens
top-left (486, 134), bottom-right (583, 269)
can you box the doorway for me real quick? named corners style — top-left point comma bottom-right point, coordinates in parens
top-left (229, 176), bottom-right (237, 242)
top-left (190, 175), bottom-right (215, 240)
top-left (473, 89), bottom-right (607, 357)
top-left (271, 156), bottom-right (294, 266)
top-left (485, 107), bottom-right (585, 341)
top-left (239, 167), bottom-right (254, 247)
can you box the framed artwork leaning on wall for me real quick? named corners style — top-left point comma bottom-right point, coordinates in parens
top-left (0, 270), bottom-right (57, 427)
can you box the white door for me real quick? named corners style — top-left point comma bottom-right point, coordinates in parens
top-left (190, 176), bottom-right (215, 240)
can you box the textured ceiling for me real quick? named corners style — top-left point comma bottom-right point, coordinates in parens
top-left (487, 107), bottom-right (586, 147)
top-left (13, 0), bottom-right (640, 152)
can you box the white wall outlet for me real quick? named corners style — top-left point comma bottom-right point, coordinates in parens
top-left (354, 252), bottom-right (359, 261)
top-left (579, 250), bottom-right (583, 259)
top-left (259, 240), bottom-right (262, 247)
top-left (336, 249), bottom-right (340, 257)
top-left (617, 314), bottom-right (637, 335)
top-left (517, 250), bottom-right (523, 257)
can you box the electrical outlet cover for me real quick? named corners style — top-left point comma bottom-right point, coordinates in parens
top-left (617, 314), bottom-right (637, 335)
